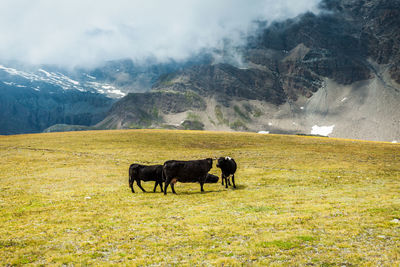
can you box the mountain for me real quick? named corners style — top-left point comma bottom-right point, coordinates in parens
top-left (0, 57), bottom-right (207, 134)
top-left (2, 0), bottom-right (399, 141)
top-left (0, 64), bottom-right (114, 134)
top-left (97, 0), bottom-right (400, 141)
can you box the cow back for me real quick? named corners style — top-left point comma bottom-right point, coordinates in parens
top-left (163, 158), bottom-right (213, 183)
top-left (131, 164), bottom-right (164, 182)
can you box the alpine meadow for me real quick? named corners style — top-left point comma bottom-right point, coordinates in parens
top-left (0, 129), bottom-right (399, 265)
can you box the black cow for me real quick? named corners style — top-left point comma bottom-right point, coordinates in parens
top-left (129, 164), bottom-right (164, 193)
top-left (205, 173), bottom-right (219, 183)
top-left (216, 157), bottom-right (237, 188)
top-left (163, 158), bottom-right (213, 195)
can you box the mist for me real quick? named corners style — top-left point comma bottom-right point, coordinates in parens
top-left (0, 0), bottom-right (321, 68)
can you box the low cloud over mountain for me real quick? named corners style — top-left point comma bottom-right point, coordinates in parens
top-left (0, 0), bottom-right (320, 68)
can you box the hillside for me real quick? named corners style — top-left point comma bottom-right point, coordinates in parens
top-left (98, 0), bottom-right (400, 141)
top-left (0, 130), bottom-right (399, 265)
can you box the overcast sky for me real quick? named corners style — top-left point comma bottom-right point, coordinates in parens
top-left (0, 0), bottom-right (321, 68)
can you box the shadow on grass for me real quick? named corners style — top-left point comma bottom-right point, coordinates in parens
top-left (168, 190), bottom-right (224, 195)
top-left (130, 183), bottom-right (247, 195)
top-left (163, 183), bottom-right (248, 195)
top-left (233, 184), bottom-right (247, 190)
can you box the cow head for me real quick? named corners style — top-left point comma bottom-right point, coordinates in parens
top-left (216, 157), bottom-right (226, 168)
top-left (206, 173), bottom-right (219, 183)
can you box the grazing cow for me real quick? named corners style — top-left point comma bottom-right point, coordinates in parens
top-left (129, 164), bottom-right (164, 193)
top-left (216, 157), bottom-right (237, 188)
top-left (205, 173), bottom-right (219, 183)
top-left (163, 158), bottom-right (213, 195)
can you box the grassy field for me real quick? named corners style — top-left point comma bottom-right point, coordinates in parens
top-left (0, 129), bottom-right (399, 266)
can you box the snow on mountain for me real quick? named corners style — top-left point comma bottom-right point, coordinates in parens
top-left (311, 125), bottom-right (335, 136)
top-left (0, 64), bottom-right (126, 98)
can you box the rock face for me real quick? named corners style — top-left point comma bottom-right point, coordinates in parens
top-left (321, 0), bottom-right (400, 83)
top-left (154, 64), bottom-right (286, 105)
top-left (98, 0), bottom-right (400, 141)
top-left (96, 91), bottom-right (206, 129)
top-left (82, 56), bottom-right (210, 93)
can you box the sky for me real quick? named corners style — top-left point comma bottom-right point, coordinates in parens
top-left (0, 0), bottom-right (321, 68)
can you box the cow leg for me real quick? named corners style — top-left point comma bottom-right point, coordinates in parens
top-left (232, 174), bottom-right (236, 188)
top-left (129, 180), bottom-right (135, 193)
top-left (137, 180), bottom-right (146, 192)
top-left (164, 179), bottom-right (170, 195)
top-left (227, 176), bottom-right (232, 186)
top-left (153, 181), bottom-right (158, 192)
top-left (221, 174), bottom-right (227, 187)
top-left (171, 183), bottom-right (177, 194)
top-left (200, 174), bottom-right (208, 192)
top-left (224, 175), bottom-right (228, 188)
top-left (129, 167), bottom-right (135, 193)
top-left (159, 182), bottom-right (164, 192)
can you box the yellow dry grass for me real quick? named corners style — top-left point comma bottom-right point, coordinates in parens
top-left (0, 129), bottom-right (399, 265)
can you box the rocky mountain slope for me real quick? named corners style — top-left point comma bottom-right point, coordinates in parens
top-left (98, 0), bottom-right (400, 141)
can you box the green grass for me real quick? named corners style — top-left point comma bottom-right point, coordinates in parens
top-left (0, 129), bottom-right (399, 265)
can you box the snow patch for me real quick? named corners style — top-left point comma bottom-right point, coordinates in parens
top-left (300, 106), bottom-right (304, 110)
top-left (268, 122), bottom-right (273, 126)
top-left (258, 131), bottom-right (270, 134)
top-left (85, 73), bottom-right (96, 80)
top-left (0, 65), bottom-right (18, 75)
top-left (311, 125), bottom-right (335, 136)
top-left (58, 73), bottom-right (79, 85)
top-left (392, 140), bottom-right (398, 144)
top-left (0, 64), bottom-right (129, 98)
top-left (38, 68), bottom-right (52, 77)
top-left (109, 89), bottom-right (126, 97)
top-left (341, 97), bottom-right (347, 102)
top-left (102, 85), bottom-right (115, 90)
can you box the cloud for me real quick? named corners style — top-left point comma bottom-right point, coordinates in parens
top-left (0, 0), bottom-right (321, 68)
